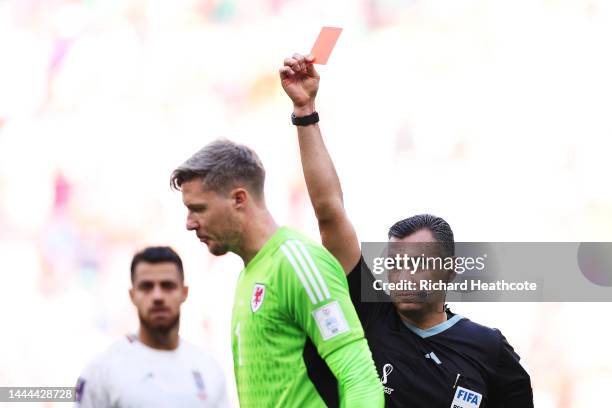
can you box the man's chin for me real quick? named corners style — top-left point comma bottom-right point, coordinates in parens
top-left (149, 323), bottom-right (174, 332)
top-left (207, 243), bottom-right (229, 256)
top-left (140, 315), bottom-right (180, 334)
top-left (140, 324), bottom-right (169, 336)
top-left (393, 300), bottom-right (426, 314)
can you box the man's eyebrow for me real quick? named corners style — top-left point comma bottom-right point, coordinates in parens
top-left (186, 203), bottom-right (206, 210)
top-left (136, 279), bottom-right (178, 285)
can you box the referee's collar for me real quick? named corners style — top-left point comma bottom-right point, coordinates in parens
top-left (400, 314), bottom-right (465, 339)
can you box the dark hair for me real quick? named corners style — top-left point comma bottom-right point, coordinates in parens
top-left (170, 139), bottom-right (266, 199)
top-left (388, 214), bottom-right (455, 257)
top-left (130, 246), bottom-right (184, 282)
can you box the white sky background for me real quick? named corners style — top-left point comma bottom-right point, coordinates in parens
top-left (1, 0), bottom-right (611, 406)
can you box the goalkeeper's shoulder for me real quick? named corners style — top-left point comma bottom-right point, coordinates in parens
top-left (276, 228), bottom-right (344, 273)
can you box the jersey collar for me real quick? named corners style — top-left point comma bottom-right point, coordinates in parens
top-left (400, 314), bottom-right (465, 338)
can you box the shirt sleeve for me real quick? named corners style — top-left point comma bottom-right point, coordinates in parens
top-left (324, 338), bottom-right (385, 408)
top-left (490, 331), bottom-right (534, 408)
top-left (278, 239), bottom-right (384, 407)
top-left (74, 358), bottom-right (111, 408)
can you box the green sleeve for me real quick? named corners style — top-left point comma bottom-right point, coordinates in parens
top-left (278, 239), bottom-right (384, 406)
top-left (325, 339), bottom-right (385, 408)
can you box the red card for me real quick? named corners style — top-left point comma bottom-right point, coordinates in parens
top-left (310, 27), bottom-right (343, 65)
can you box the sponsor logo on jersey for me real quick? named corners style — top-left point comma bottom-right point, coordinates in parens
top-left (380, 363), bottom-right (394, 395)
top-left (425, 351), bottom-right (442, 365)
top-left (251, 283), bottom-right (266, 312)
top-left (192, 370), bottom-right (207, 401)
top-left (451, 386), bottom-right (482, 408)
top-left (312, 301), bottom-right (349, 340)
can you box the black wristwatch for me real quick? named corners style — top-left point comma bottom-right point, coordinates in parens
top-left (291, 111), bottom-right (319, 126)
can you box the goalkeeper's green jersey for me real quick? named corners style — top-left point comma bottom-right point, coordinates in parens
top-left (231, 227), bottom-right (383, 407)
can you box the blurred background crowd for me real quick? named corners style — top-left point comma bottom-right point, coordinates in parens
top-left (1, 0), bottom-right (611, 406)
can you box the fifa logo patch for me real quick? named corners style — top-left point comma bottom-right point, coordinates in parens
top-left (450, 386), bottom-right (482, 408)
top-left (251, 283), bottom-right (266, 312)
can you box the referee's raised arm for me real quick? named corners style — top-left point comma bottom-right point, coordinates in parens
top-left (280, 53), bottom-right (361, 275)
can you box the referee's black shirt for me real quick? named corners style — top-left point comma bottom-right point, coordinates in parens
top-left (348, 258), bottom-right (534, 408)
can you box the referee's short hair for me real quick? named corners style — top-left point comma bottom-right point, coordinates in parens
top-left (388, 214), bottom-right (455, 257)
top-left (170, 139), bottom-right (266, 200)
top-left (130, 246), bottom-right (184, 283)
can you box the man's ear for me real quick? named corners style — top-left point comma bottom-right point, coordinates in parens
top-left (230, 188), bottom-right (248, 209)
top-left (129, 287), bottom-right (136, 306)
top-left (181, 285), bottom-right (189, 303)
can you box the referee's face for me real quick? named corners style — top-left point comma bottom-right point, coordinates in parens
top-left (130, 262), bottom-right (188, 332)
top-left (388, 229), bottom-right (450, 315)
top-left (181, 177), bottom-right (242, 256)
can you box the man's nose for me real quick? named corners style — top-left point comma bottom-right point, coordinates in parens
top-left (186, 213), bottom-right (198, 231)
top-left (152, 285), bottom-right (165, 301)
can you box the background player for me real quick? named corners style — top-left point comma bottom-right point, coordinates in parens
top-left (280, 52), bottom-right (534, 407)
top-left (171, 140), bottom-right (383, 407)
top-left (75, 246), bottom-right (229, 407)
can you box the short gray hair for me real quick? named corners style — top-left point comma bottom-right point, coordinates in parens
top-left (170, 139), bottom-right (266, 198)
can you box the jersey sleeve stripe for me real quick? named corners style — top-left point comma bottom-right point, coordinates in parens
top-left (286, 240), bottom-right (325, 302)
top-left (280, 244), bottom-right (318, 304)
top-left (292, 239), bottom-right (332, 300)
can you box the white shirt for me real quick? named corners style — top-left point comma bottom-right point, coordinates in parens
top-left (76, 335), bottom-right (229, 408)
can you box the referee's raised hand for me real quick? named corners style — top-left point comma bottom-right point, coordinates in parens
top-left (279, 53), bottom-right (319, 116)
